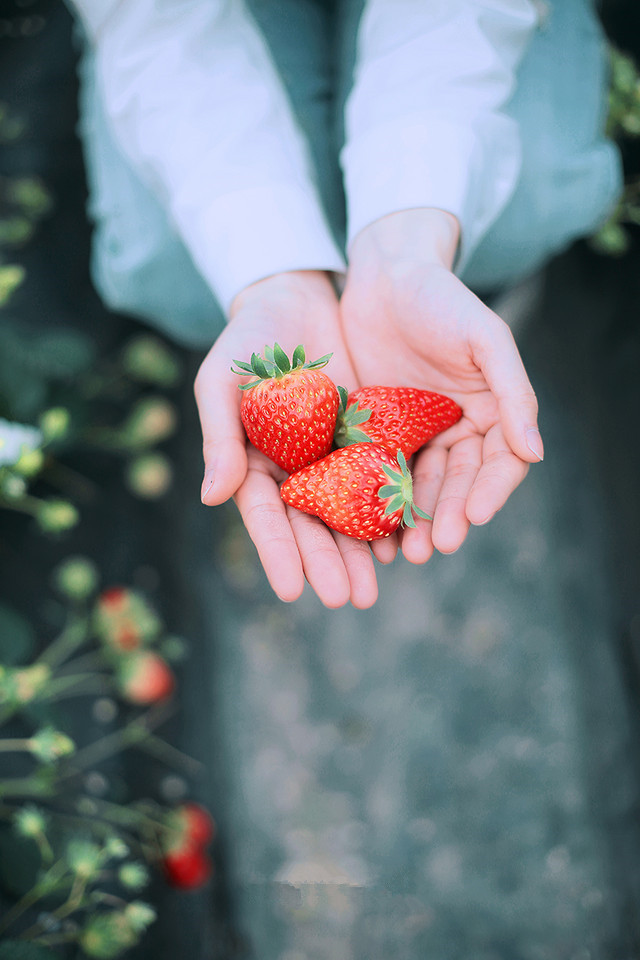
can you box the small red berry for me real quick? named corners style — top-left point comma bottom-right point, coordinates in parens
top-left (98, 586), bottom-right (129, 611)
top-left (162, 845), bottom-right (212, 889)
top-left (178, 803), bottom-right (216, 847)
top-left (118, 651), bottom-right (174, 704)
top-left (113, 622), bottom-right (142, 652)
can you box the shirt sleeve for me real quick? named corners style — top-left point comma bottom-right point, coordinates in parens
top-left (69, 0), bottom-right (346, 313)
top-left (341, 0), bottom-right (540, 272)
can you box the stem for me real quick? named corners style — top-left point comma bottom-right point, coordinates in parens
top-left (34, 829), bottom-right (54, 865)
top-left (0, 493), bottom-right (42, 518)
top-left (58, 705), bottom-right (171, 777)
top-left (57, 651), bottom-right (106, 676)
top-left (76, 795), bottom-right (167, 834)
top-left (92, 891), bottom-right (128, 909)
top-left (140, 734), bottom-right (203, 775)
top-left (0, 776), bottom-right (53, 799)
top-left (30, 932), bottom-right (78, 947)
top-left (52, 873), bottom-right (87, 921)
top-left (0, 738), bottom-right (32, 752)
top-left (41, 460), bottom-right (99, 502)
top-left (37, 613), bottom-right (90, 670)
top-left (41, 672), bottom-right (110, 700)
top-left (0, 859), bottom-right (68, 936)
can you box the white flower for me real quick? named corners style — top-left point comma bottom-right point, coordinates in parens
top-left (0, 417), bottom-right (43, 467)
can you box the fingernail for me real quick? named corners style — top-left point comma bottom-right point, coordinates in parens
top-left (473, 514), bottom-right (493, 526)
top-left (526, 428), bottom-right (544, 462)
top-left (201, 469), bottom-right (215, 503)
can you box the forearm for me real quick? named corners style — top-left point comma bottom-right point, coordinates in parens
top-left (69, 0), bottom-right (345, 312)
top-left (342, 0), bottom-right (540, 270)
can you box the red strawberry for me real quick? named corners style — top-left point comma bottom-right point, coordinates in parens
top-left (118, 651), bottom-right (175, 704)
top-left (280, 443), bottom-right (430, 540)
top-left (98, 586), bottom-right (128, 612)
top-left (232, 343), bottom-right (339, 473)
top-left (334, 385), bottom-right (462, 457)
top-left (176, 802), bottom-right (216, 847)
top-left (162, 845), bottom-right (213, 889)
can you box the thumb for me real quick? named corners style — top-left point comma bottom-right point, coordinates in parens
top-left (194, 347), bottom-right (248, 506)
top-left (473, 315), bottom-right (544, 464)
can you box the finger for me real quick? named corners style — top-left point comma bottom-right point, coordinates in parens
top-left (332, 531), bottom-right (379, 609)
top-left (466, 423), bottom-right (530, 526)
top-left (234, 465), bottom-right (305, 603)
top-left (370, 534), bottom-right (398, 565)
top-left (286, 506), bottom-right (352, 609)
top-left (194, 348), bottom-right (248, 506)
top-left (431, 435), bottom-right (483, 554)
top-left (400, 444), bottom-right (447, 565)
top-left (471, 313), bottom-right (543, 464)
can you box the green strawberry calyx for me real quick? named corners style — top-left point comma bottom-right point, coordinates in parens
top-left (378, 450), bottom-right (432, 527)
top-left (231, 343), bottom-right (332, 391)
top-left (333, 385), bottom-right (373, 447)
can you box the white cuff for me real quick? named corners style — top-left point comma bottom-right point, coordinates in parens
top-left (342, 112), bottom-right (521, 273)
top-left (174, 183), bottom-right (346, 312)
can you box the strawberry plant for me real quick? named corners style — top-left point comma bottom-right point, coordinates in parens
top-left (0, 122), bottom-right (215, 956)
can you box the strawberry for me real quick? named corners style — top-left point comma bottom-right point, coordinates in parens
top-left (161, 803), bottom-right (215, 890)
top-left (162, 845), bottom-right (213, 890)
top-left (117, 651), bottom-right (175, 704)
top-left (280, 443), bottom-right (430, 540)
top-left (334, 385), bottom-right (462, 457)
top-left (232, 343), bottom-right (339, 473)
top-left (176, 802), bottom-right (216, 847)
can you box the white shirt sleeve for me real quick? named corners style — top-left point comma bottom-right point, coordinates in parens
top-left (69, 0), bottom-right (346, 313)
top-left (341, 0), bottom-right (540, 271)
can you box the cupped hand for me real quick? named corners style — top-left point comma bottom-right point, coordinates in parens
top-left (194, 269), bottom-right (380, 609)
top-left (340, 210), bottom-right (544, 564)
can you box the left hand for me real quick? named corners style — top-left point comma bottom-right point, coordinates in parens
top-left (339, 209), bottom-right (544, 564)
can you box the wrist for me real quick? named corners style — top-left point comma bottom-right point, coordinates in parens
top-left (351, 208), bottom-right (460, 271)
top-left (229, 269), bottom-right (336, 320)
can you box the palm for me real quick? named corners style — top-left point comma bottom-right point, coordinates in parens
top-left (195, 270), bottom-right (381, 609)
top-left (341, 260), bottom-right (541, 560)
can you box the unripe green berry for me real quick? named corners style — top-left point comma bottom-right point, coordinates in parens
top-left (54, 555), bottom-right (99, 600)
top-left (36, 499), bottom-right (79, 533)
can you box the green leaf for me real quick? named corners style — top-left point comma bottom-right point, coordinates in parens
top-left (0, 601), bottom-right (36, 665)
top-left (0, 942), bottom-right (59, 960)
top-left (378, 484), bottom-right (400, 500)
top-left (230, 359), bottom-right (254, 375)
top-left (335, 427), bottom-right (372, 447)
top-left (306, 352), bottom-right (332, 369)
top-left (382, 465), bottom-right (400, 483)
top-left (292, 345), bottom-right (306, 368)
top-left (347, 406), bottom-right (372, 427)
top-left (402, 502), bottom-right (416, 527)
top-left (337, 385), bottom-right (348, 411)
top-left (413, 504), bottom-right (432, 521)
top-left (250, 353), bottom-right (270, 380)
top-left (396, 450), bottom-right (408, 473)
top-left (383, 494), bottom-right (404, 515)
top-left (272, 343), bottom-right (290, 375)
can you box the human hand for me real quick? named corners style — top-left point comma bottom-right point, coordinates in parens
top-left (340, 209), bottom-right (543, 564)
top-left (195, 270), bottom-right (380, 609)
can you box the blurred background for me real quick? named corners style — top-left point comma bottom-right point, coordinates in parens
top-left (1, 1), bottom-right (640, 958)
